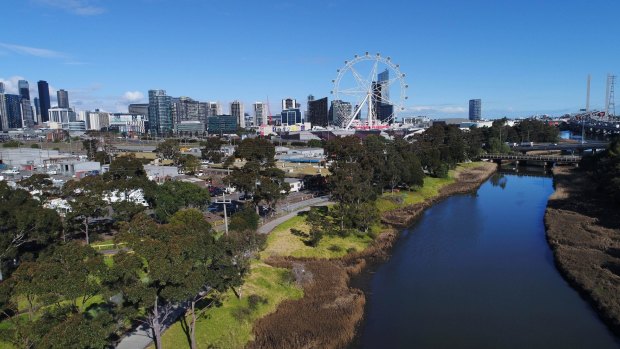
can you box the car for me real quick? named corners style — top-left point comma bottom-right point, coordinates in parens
top-left (224, 186), bottom-right (236, 194)
top-left (2, 169), bottom-right (19, 175)
top-left (209, 187), bottom-right (224, 196)
top-left (207, 202), bottom-right (223, 213)
top-left (46, 170), bottom-right (57, 175)
top-left (239, 193), bottom-right (254, 201)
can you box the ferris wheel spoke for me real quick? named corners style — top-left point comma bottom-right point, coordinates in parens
top-left (349, 65), bottom-right (369, 89)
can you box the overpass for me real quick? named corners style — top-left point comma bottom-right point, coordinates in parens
top-left (511, 141), bottom-right (609, 153)
top-left (480, 153), bottom-right (581, 165)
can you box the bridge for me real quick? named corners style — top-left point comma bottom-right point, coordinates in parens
top-left (511, 141), bottom-right (609, 153)
top-left (480, 154), bottom-right (582, 165)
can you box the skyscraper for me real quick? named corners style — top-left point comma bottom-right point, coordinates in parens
top-left (4, 94), bottom-right (23, 129)
top-left (0, 89), bottom-right (7, 130)
top-left (230, 100), bottom-right (245, 128)
top-left (18, 80), bottom-right (30, 101)
top-left (171, 97), bottom-right (208, 124)
top-left (57, 89), bottom-right (69, 108)
top-left (469, 99), bottom-right (482, 121)
top-left (373, 69), bottom-right (394, 124)
top-left (21, 99), bottom-right (35, 128)
top-left (33, 97), bottom-right (40, 123)
top-left (37, 81), bottom-right (51, 123)
top-left (148, 89), bottom-right (172, 135)
top-left (307, 97), bottom-right (329, 127)
top-left (253, 102), bottom-right (268, 126)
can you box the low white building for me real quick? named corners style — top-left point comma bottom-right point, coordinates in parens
top-left (284, 178), bottom-right (304, 193)
top-left (103, 189), bottom-right (148, 207)
top-left (144, 165), bottom-right (179, 182)
top-left (58, 160), bottom-right (101, 178)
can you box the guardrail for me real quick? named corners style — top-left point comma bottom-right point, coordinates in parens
top-left (481, 154), bottom-right (581, 163)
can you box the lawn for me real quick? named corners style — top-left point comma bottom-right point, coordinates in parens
top-left (261, 215), bottom-right (374, 259)
top-left (157, 261), bottom-right (302, 349)
top-left (375, 163), bottom-right (485, 212)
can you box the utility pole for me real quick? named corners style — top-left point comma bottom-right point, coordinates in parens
top-left (216, 192), bottom-right (231, 235)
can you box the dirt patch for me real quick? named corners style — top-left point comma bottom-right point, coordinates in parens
top-left (545, 165), bottom-right (620, 335)
top-left (247, 163), bottom-right (496, 349)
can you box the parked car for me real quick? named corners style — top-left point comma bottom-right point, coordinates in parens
top-left (207, 202), bottom-right (223, 213)
top-left (209, 187), bottom-right (224, 197)
top-left (46, 170), bottom-right (57, 175)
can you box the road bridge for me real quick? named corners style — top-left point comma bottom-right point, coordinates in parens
top-left (511, 141), bottom-right (608, 153)
top-left (480, 154), bottom-right (581, 165)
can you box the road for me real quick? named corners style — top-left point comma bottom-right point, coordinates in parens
top-left (257, 196), bottom-right (331, 234)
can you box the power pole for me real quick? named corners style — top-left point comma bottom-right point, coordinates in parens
top-left (216, 192), bottom-right (231, 235)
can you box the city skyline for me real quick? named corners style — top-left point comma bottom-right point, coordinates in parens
top-left (1, 0), bottom-right (619, 118)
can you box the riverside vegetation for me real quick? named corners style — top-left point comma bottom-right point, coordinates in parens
top-left (0, 119), bottom-right (558, 348)
top-left (545, 138), bottom-right (620, 335)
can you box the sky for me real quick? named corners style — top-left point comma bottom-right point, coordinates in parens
top-left (1, 0), bottom-right (619, 119)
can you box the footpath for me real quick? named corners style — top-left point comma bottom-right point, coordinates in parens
top-left (115, 195), bottom-right (331, 349)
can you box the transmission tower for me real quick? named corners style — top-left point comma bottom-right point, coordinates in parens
top-left (605, 74), bottom-right (616, 118)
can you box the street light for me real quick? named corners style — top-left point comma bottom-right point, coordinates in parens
top-left (215, 192), bottom-right (231, 235)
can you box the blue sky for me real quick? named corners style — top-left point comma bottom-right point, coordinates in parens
top-left (1, 0), bottom-right (619, 118)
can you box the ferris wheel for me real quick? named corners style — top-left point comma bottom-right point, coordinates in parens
top-left (331, 52), bottom-right (408, 129)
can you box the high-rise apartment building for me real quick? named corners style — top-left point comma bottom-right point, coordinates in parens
top-left (18, 80), bottom-right (30, 101)
top-left (37, 80), bottom-right (51, 122)
top-left (171, 97), bottom-right (208, 124)
top-left (373, 69), bottom-right (394, 124)
top-left (34, 97), bottom-right (40, 122)
top-left (57, 89), bottom-right (69, 108)
top-left (230, 100), bottom-right (245, 128)
top-left (21, 100), bottom-right (34, 128)
top-left (253, 102), bottom-right (268, 126)
top-left (0, 88), bottom-right (7, 130)
top-left (207, 102), bottom-right (222, 117)
top-left (148, 89), bottom-right (172, 135)
top-left (282, 98), bottom-right (297, 111)
top-left (4, 94), bottom-right (23, 129)
top-left (280, 109), bottom-right (302, 125)
top-left (469, 99), bottom-right (482, 121)
top-left (329, 100), bottom-right (352, 127)
top-left (307, 97), bottom-right (328, 127)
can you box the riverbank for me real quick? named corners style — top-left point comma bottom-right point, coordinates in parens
top-left (545, 166), bottom-right (620, 335)
top-left (247, 162), bottom-right (497, 349)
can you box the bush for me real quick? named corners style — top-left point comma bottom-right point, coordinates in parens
top-left (248, 294), bottom-right (268, 310)
top-left (328, 245), bottom-right (343, 253)
top-left (30, 143), bottom-right (41, 149)
top-left (3, 140), bottom-right (21, 148)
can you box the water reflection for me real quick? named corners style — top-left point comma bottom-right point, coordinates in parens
top-left (355, 174), bottom-right (620, 349)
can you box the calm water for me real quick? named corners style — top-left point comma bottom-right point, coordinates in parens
top-left (355, 173), bottom-right (620, 349)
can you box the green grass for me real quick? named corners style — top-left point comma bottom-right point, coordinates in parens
top-left (261, 215), bottom-right (374, 259)
top-left (375, 162), bottom-right (488, 213)
top-left (157, 261), bottom-right (303, 349)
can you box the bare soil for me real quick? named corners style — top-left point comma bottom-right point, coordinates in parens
top-left (545, 166), bottom-right (620, 335)
top-left (247, 163), bottom-right (497, 349)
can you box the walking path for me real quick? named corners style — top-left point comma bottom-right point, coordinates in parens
top-left (115, 195), bottom-right (331, 349)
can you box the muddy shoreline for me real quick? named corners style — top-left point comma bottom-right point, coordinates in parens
top-left (247, 163), bottom-right (497, 349)
top-left (545, 166), bottom-right (620, 337)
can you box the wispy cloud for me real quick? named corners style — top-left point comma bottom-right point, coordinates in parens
top-left (122, 91), bottom-right (145, 103)
top-left (0, 42), bottom-right (66, 59)
top-left (33, 0), bottom-right (106, 16)
top-left (408, 105), bottom-right (467, 114)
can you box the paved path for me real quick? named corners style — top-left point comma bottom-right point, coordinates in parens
top-left (115, 196), bottom-right (331, 348)
top-left (258, 196), bottom-right (331, 234)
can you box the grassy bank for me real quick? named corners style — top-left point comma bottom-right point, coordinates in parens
top-left (157, 262), bottom-right (302, 349)
top-left (156, 161), bottom-right (497, 348)
top-left (545, 166), bottom-right (620, 335)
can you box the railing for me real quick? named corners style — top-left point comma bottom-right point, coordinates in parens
top-left (480, 154), bottom-right (581, 163)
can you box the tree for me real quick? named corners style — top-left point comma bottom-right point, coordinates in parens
top-left (235, 138), bottom-right (275, 165)
top-left (108, 154), bottom-right (146, 180)
top-left (156, 139), bottom-right (180, 161)
top-left (229, 207), bottom-right (260, 233)
top-left (115, 210), bottom-right (245, 349)
top-left (82, 139), bottom-right (100, 160)
top-left (307, 139), bottom-right (323, 148)
top-left (201, 137), bottom-right (224, 163)
top-left (17, 174), bottom-right (56, 198)
top-left (0, 182), bottom-right (61, 280)
top-left (145, 181), bottom-right (210, 223)
top-left (63, 176), bottom-right (108, 244)
top-left (177, 154), bottom-right (201, 174)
